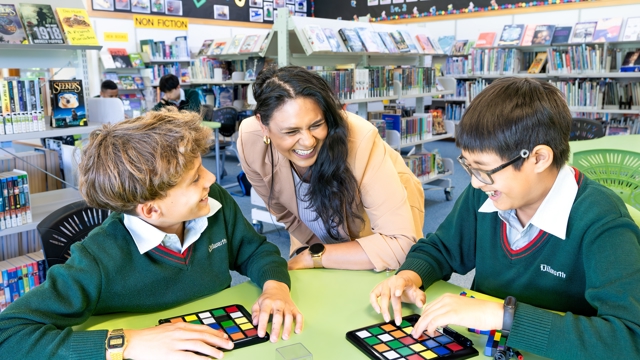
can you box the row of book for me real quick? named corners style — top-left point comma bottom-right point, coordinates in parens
top-left (0, 251), bottom-right (45, 312)
top-left (0, 4), bottom-right (97, 45)
top-left (103, 73), bottom-right (146, 90)
top-left (195, 33), bottom-right (272, 57)
top-left (379, 111), bottom-right (447, 146)
top-left (149, 63), bottom-right (190, 84)
top-left (551, 80), bottom-right (640, 110)
top-left (0, 78), bottom-right (46, 134)
top-left (189, 57), bottom-right (270, 83)
top-left (140, 37), bottom-right (190, 62)
top-left (402, 150), bottom-right (447, 181)
top-left (100, 48), bottom-right (145, 69)
top-left (469, 48), bottom-right (522, 76)
top-left (544, 44), bottom-right (609, 74)
top-left (444, 103), bottom-right (466, 122)
top-left (0, 171), bottom-right (32, 232)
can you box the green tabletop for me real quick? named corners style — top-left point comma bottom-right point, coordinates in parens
top-left (75, 270), bottom-right (548, 359)
top-left (201, 121), bottom-right (222, 129)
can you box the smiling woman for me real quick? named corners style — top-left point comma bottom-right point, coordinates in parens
top-left (237, 66), bottom-right (425, 272)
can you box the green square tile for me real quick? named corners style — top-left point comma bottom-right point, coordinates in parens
top-left (221, 320), bottom-right (235, 328)
top-left (400, 320), bottom-right (411, 328)
top-left (188, 320), bottom-right (201, 324)
top-left (368, 327), bottom-right (384, 335)
top-left (396, 347), bottom-right (414, 356)
top-left (212, 309), bottom-right (226, 316)
top-left (387, 340), bottom-right (403, 349)
top-left (365, 337), bottom-right (381, 345)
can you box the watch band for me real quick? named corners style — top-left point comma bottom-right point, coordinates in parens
top-left (106, 328), bottom-right (126, 360)
top-left (502, 296), bottom-right (517, 339)
top-left (309, 243), bottom-right (326, 268)
top-left (312, 253), bottom-right (323, 268)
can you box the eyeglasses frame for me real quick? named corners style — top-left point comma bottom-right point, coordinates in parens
top-left (457, 149), bottom-right (531, 185)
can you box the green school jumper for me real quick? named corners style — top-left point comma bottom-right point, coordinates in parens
top-left (0, 184), bottom-right (290, 360)
top-left (399, 170), bottom-right (640, 359)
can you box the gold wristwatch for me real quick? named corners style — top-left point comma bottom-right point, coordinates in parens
top-left (105, 328), bottom-right (126, 360)
top-left (309, 243), bottom-right (326, 268)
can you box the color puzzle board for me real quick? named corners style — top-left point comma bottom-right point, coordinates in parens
top-left (346, 314), bottom-right (479, 360)
top-left (158, 304), bottom-right (268, 349)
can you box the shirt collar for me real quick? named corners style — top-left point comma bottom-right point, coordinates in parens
top-left (124, 197), bottom-right (222, 254)
top-left (478, 165), bottom-right (578, 240)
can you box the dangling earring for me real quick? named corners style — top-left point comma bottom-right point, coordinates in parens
top-left (263, 136), bottom-right (271, 145)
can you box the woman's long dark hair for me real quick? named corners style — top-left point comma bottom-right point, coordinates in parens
top-left (253, 66), bottom-right (363, 240)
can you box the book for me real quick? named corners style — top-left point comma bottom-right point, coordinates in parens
top-left (55, 8), bottom-right (98, 45)
top-left (527, 52), bottom-right (548, 74)
top-left (355, 27), bottom-right (380, 53)
top-left (108, 48), bottom-right (133, 68)
top-left (196, 39), bottom-right (214, 56)
top-left (208, 38), bottom-right (229, 55)
top-left (118, 75), bottom-right (136, 89)
top-left (399, 30), bottom-right (418, 53)
top-left (551, 26), bottom-right (573, 44)
top-left (238, 34), bottom-right (259, 53)
top-left (0, 4), bottom-right (27, 44)
top-left (370, 31), bottom-right (389, 53)
top-left (415, 34), bottom-right (436, 54)
top-left (571, 22), bottom-right (597, 43)
top-left (593, 18), bottom-right (623, 42)
top-left (531, 25), bottom-right (555, 45)
top-left (497, 24), bottom-right (524, 46)
top-left (49, 79), bottom-right (87, 128)
top-left (622, 17), bottom-right (640, 41)
top-left (103, 72), bottom-right (120, 86)
top-left (303, 25), bottom-right (332, 52)
top-left (128, 53), bottom-right (144, 68)
top-left (131, 76), bottom-right (145, 89)
top-left (225, 34), bottom-right (245, 54)
top-left (520, 24), bottom-right (537, 46)
top-left (389, 30), bottom-right (409, 53)
top-left (99, 49), bottom-right (115, 68)
top-left (323, 28), bottom-right (346, 52)
top-left (621, 50), bottom-right (640, 72)
top-left (245, 57), bottom-right (265, 81)
top-left (451, 40), bottom-right (468, 55)
top-left (378, 31), bottom-right (398, 53)
top-left (475, 32), bottom-right (496, 47)
top-left (338, 28), bottom-right (364, 52)
top-left (437, 36), bottom-right (455, 55)
top-left (18, 3), bottom-right (64, 44)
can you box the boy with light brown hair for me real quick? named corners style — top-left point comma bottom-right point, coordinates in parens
top-left (0, 109), bottom-right (302, 360)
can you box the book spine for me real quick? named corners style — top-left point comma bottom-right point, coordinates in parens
top-left (338, 30), bottom-right (352, 52)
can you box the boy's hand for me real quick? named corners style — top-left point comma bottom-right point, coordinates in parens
top-left (122, 322), bottom-right (233, 360)
top-left (411, 293), bottom-right (503, 339)
top-left (370, 270), bottom-right (425, 326)
top-left (251, 280), bottom-right (304, 343)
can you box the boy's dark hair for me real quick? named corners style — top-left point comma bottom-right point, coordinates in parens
top-left (456, 77), bottom-right (571, 170)
top-left (159, 74), bottom-right (180, 93)
top-left (101, 80), bottom-right (118, 91)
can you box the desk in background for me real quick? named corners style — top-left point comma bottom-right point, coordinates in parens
top-left (76, 270), bottom-right (548, 360)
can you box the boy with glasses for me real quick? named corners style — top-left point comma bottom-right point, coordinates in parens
top-left (370, 77), bottom-right (640, 359)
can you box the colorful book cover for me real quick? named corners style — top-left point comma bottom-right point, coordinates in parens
top-left (551, 26), bottom-right (572, 44)
top-left (527, 52), bottom-right (548, 74)
top-left (622, 17), bottom-right (640, 41)
top-left (108, 48), bottom-right (132, 68)
top-left (55, 8), bottom-right (98, 45)
top-left (593, 18), bottom-right (623, 42)
top-left (0, 4), bottom-right (28, 44)
top-left (370, 31), bottom-right (389, 53)
top-left (303, 25), bottom-right (332, 52)
top-left (415, 34), bottom-right (435, 54)
top-left (399, 30), bottom-right (418, 53)
top-left (451, 40), bottom-right (468, 55)
top-left (208, 38), bottom-right (229, 55)
top-left (389, 30), bottom-right (409, 53)
top-left (378, 31), bottom-right (398, 53)
top-left (131, 75), bottom-right (145, 89)
top-left (49, 79), bottom-right (87, 127)
top-left (475, 32), bottom-right (496, 47)
top-left (257, 31), bottom-right (272, 54)
top-left (238, 34), bottom-right (259, 53)
top-left (520, 24), bottom-right (537, 46)
top-left (103, 72), bottom-right (121, 85)
top-left (531, 25), bottom-right (555, 45)
top-left (128, 53), bottom-right (145, 68)
top-left (18, 3), bottom-right (64, 44)
top-left (196, 39), bottom-right (213, 56)
top-left (437, 35), bottom-right (455, 55)
top-left (338, 28), bottom-right (364, 52)
top-left (118, 75), bottom-right (136, 89)
top-left (570, 22), bottom-right (597, 43)
top-left (497, 24), bottom-right (524, 46)
top-left (323, 27), bottom-right (346, 52)
top-left (429, 37), bottom-right (443, 54)
top-left (245, 57), bottom-right (265, 81)
top-left (225, 34), bottom-right (245, 54)
top-left (355, 27), bottom-right (380, 53)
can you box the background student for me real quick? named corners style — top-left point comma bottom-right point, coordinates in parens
top-left (237, 66), bottom-right (425, 272)
top-left (98, 79), bottom-right (119, 98)
top-left (370, 77), bottom-right (640, 360)
top-left (152, 73), bottom-right (202, 113)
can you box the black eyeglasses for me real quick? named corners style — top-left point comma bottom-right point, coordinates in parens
top-left (457, 149), bottom-right (530, 185)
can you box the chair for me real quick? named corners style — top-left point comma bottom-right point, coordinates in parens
top-left (569, 135), bottom-right (640, 211)
top-left (570, 118), bottom-right (605, 141)
top-left (627, 204), bottom-right (640, 226)
top-left (201, 105), bottom-right (240, 180)
top-left (37, 200), bottom-right (110, 272)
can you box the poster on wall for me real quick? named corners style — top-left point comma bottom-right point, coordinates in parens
top-left (92, 0), bottom-right (310, 23)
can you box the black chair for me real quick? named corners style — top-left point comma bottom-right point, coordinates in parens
top-left (202, 105), bottom-right (240, 180)
top-left (570, 118), bottom-right (605, 141)
top-left (37, 200), bottom-right (110, 272)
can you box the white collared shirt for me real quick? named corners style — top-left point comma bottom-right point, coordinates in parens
top-left (478, 165), bottom-right (578, 250)
top-left (124, 197), bottom-right (222, 254)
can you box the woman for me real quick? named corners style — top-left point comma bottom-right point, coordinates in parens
top-left (237, 66), bottom-right (424, 271)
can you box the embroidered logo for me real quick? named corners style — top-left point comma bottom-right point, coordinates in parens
top-left (209, 238), bottom-right (227, 252)
top-left (540, 264), bottom-right (566, 278)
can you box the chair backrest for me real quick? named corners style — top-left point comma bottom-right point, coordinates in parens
top-left (212, 107), bottom-right (239, 137)
top-left (627, 204), bottom-right (640, 227)
top-left (37, 200), bottom-right (111, 271)
top-left (570, 118), bottom-right (605, 141)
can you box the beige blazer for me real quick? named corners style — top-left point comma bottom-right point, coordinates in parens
top-left (237, 111), bottom-right (425, 271)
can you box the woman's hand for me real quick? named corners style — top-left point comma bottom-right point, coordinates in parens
top-left (287, 249), bottom-right (313, 270)
top-left (251, 280), bottom-right (304, 342)
top-left (122, 322), bottom-right (233, 360)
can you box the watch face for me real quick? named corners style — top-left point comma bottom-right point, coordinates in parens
top-left (309, 243), bottom-right (325, 255)
top-left (107, 335), bottom-right (125, 349)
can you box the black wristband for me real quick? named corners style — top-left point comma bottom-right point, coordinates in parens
top-left (502, 296), bottom-right (517, 339)
top-left (294, 246), bottom-right (309, 256)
